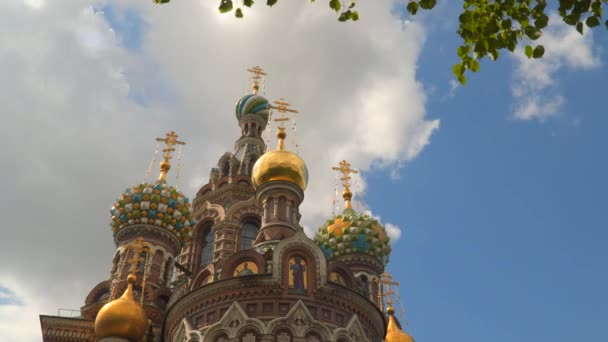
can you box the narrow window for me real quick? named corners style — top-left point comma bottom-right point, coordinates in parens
top-left (240, 222), bottom-right (259, 250)
top-left (201, 228), bottom-right (215, 265)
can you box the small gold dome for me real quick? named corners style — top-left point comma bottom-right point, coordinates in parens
top-left (386, 306), bottom-right (414, 342)
top-left (251, 128), bottom-right (308, 190)
top-left (95, 274), bottom-right (147, 341)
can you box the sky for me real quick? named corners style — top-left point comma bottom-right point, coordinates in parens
top-left (2, 0), bottom-right (607, 341)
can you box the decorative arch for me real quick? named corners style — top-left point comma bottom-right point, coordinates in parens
top-left (221, 249), bottom-right (266, 279)
top-left (272, 231), bottom-right (328, 293)
top-left (84, 280), bottom-right (111, 305)
top-left (333, 314), bottom-right (369, 342)
top-left (266, 300), bottom-right (332, 339)
top-left (191, 264), bottom-right (215, 290)
top-left (327, 260), bottom-right (356, 288)
top-left (203, 301), bottom-right (265, 340)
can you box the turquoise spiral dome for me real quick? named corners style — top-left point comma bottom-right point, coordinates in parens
top-left (110, 181), bottom-right (195, 245)
top-left (314, 208), bottom-right (392, 265)
top-left (235, 94), bottom-right (270, 124)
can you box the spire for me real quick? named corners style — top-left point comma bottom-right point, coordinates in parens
top-left (332, 160), bottom-right (358, 209)
top-left (268, 98), bottom-right (299, 151)
top-left (95, 238), bottom-right (149, 341)
top-left (378, 272), bottom-right (415, 342)
top-left (247, 65), bottom-right (267, 95)
top-left (155, 131), bottom-right (185, 182)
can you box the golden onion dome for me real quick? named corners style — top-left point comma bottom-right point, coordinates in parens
top-left (252, 127), bottom-right (308, 190)
top-left (386, 306), bottom-right (414, 342)
top-left (95, 274), bottom-right (147, 341)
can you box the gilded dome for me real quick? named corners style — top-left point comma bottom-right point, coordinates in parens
top-left (251, 128), bottom-right (308, 190)
top-left (386, 306), bottom-right (414, 342)
top-left (235, 94), bottom-right (270, 125)
top-left (110, 181), bottom-right (195, 245)
top-left (314, 208), bottom-right (391, 264)
top-left (95, 275), bottom-right (147, 341)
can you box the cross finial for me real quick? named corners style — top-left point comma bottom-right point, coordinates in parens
top-left (332, 160), bottom-right (358, 209)
top-left (155, 131), bottom-right (185, 182)
top-left (377, 271), bottom-right (400, 310)
top-left (247, 66), bottom-right (267, 95)
top-left (126, 237), bottom-right (150, 275)
top-left (268, 98), bottom-right (299, 150)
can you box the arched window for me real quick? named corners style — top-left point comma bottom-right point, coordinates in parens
top-left (201, 228), bottom-right (215, 265)
top-left (240, 222), bottom-right (259, 250)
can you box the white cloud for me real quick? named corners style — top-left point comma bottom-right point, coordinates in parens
top-left (3, 1), bottom-right (435, 340)
top-left (511, 14), bottom-right (601, 121)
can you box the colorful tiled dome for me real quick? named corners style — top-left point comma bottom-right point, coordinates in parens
top-left (235, 94), bottom-right (270, 124)
top-left (110, 181), bottom-right (195, 245)
top-left (315, 208), bottom-right (391, 265)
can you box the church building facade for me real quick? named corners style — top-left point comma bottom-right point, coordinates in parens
top-left (39, 68), bottom-right (413, 342)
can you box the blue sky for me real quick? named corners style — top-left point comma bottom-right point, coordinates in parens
top-left (3, 1), bottom-right (607, 341)
top-left (370, 5), bottom-right (608, 340)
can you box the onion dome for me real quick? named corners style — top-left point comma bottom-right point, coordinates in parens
top-left (95, 274), bottom-right (147, 341)
top-left (386, 306), bottom-right (414, 342)
top-left (235, 94), bottom-right (270, 125)
top-left (315, 207), bottom-right (391, 264)
top-left (252, 126), bottom-right (308, 190)
top-left (110, 181), bottom-right (195, 244)
top-left (110, 131), bottom-right (194, 245)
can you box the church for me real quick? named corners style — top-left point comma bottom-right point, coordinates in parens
top-left (39, 67), bottom-right (414, 342)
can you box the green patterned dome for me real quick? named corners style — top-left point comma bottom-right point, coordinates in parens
top-left (110, 181), bottom-right (195, 245)
top-left (235, 94), bottom-right (270, 125)
top-left (314, 208), bottom-right (391, 265)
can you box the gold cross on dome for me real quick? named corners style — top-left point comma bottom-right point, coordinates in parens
top-left (247, 66), bottom-right (267, 94)
top-left (155, 131), bottom-right (185, 181)
top-left (377, 272), bottom-right (400, 309)
top-left (332, 160), bottom-right (358, 191)
top-left (127, 237), bottom-right (150, 274)
top-left (269, 98), bottom-right (299, 129)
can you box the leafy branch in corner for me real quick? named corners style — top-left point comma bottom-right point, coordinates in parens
top-left (154, 0), bottom-right (608, 85)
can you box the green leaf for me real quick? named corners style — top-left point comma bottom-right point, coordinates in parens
top-left (329, 0), bottom-right (341, 12)
top-left (458, 74), bottom-right (467, 86)
top-left (468, 59), bottom-right (480, 72)
top-left (267, 0), bottom-right (278, 6)
top-left (419, 0), bottom-right (437, 10)
top-left (534, 14), bottom-right (549, 29)
top-left (586, 16), bottom-right (600, 28)
top-left (452, 63), bottom-right (464, 76)
top-left (244, 0), bottom-right (254, 7)
top-left (235, 8), bottom-right (243, 18)
top-left (576, 21), bottom-right (584, 34)
top-left (457, 45), bottom-right (470, 58)
top-left (501, 19), bottom-right (512, 30)
top-left (219, 0), bottom-right (233, 13)
top-left (564, 13), bottom-right (580, 25)
top-left (525, 45), bottom-right (533, 58)
top-left (350, 11), bottom-right (359, 21)
top-left (406, 1), bottom-right (419, 15)
top-left (524, 26), bottom-right (542, 40)
top-left (532, 45), bottom-right (545, 58)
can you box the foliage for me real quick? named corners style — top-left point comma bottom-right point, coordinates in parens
top-left (154, 0), bottom-right (608, 85)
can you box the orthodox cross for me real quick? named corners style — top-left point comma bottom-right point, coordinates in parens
top-left (332, 160), bottom-right (358, 192)
top-left (376, 272), bottom-right (400, 310)
top-left (126, 237), bottom-right (150, 274)
top-left (268, 98), bottom-right (298, 129)
top-left (155, 131), bottom-right (185, 181)
top-left (332, 160), bottom-right (358, 209)
top-left (247, 65), bottom-right (267, 94)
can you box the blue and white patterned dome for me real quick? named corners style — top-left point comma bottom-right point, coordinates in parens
top-left (235, 94), bottom-right (270, 124)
